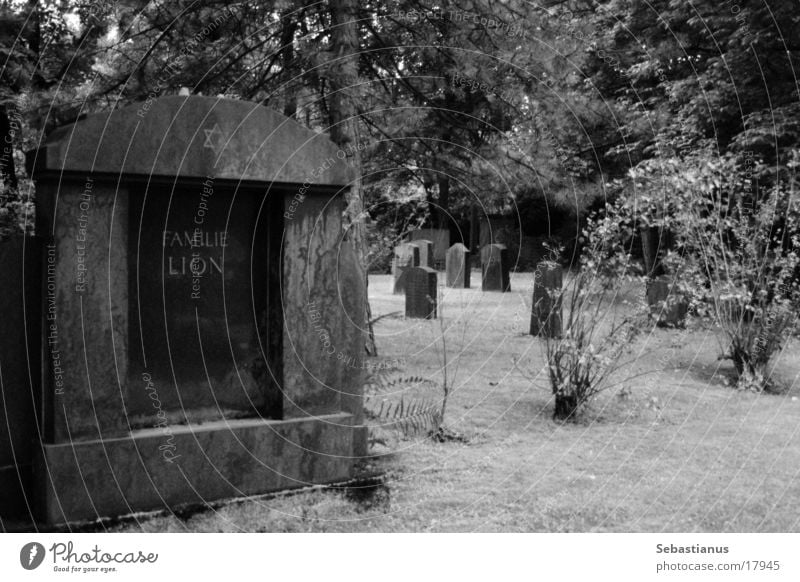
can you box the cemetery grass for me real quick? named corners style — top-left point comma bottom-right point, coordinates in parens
top-left (114, 273), bottom-right (800, 533)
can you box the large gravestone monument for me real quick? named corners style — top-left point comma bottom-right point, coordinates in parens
top-left (530, 262), bottom-right (562, 338)
top-left (20, 95), bottom-right (366, 524)
top-left (446, 243), bottom-right (470, 288)
top-left (392, 243), bottom-right (420, 294)
top-left (481, 243), bottom-right (510, 292)
top-left (405, 267), bottom-right (438, 319)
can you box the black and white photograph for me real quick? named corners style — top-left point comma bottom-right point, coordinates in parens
top-left (0, 0), bottom-right (798, 578)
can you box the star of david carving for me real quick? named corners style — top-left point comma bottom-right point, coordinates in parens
top-left (203, 123), bottom-right (225, 153)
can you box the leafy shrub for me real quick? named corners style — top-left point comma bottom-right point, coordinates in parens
top-left (541, 249), bottom-right (645, 420)
top-left (623, 149), bottom-right (800, 391)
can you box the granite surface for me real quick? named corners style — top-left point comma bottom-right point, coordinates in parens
top-left (36, 413), bottom-right (355, 524)
top-left (28, 96), bottom-right (352, 186)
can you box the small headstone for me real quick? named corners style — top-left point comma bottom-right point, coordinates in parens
top-left (392, 243), bottom-right (420, 294)
top-left (530, 261), bottom-right (562, 338)
top-left (446, 243), bottom-right (470, 288)
top-left (409, 239), bottom-right (433, 268)
top-left (646, 275), bottom-right (688, 327)
top-left (405, 267), bottom-right (437, 319)
top-left (481, 243), bottom-right (510, 292)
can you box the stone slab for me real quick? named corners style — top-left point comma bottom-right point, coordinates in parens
top-left (408, 239), bottom-right (433, 268)
top-left (530, 262), bottom-right (562, 338)
top-left (481, 243), bottom-right (510, 292)
top-left (35, 413), bottom-right (355, 524)
top-left (282, 194), bottom-right (366, 426)
top-left (392, 243), bottom-right (419, 294)
top-left (409, 229), bottom-right (449, 269)
top-left (445, 243), bottom-right (470, 288)
top-left (27, 96), bottom-right (352, 186)
top-left (405, 267), bottom-right (437, 319)
top-left (42, 181), bottom-right (129, 442)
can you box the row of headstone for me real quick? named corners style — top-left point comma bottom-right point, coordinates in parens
top-left (405, 254), bottom-right (560, 328)
top-left (403, 237), bottom-right (687, 331)
top-left (398, 242), bottom-right (510, 293)
top-left (400, 241), bottom-right (514, 319)
top-left (525, 259), bottom-right (689, 338)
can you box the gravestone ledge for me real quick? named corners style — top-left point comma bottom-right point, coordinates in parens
top-left (27, 95), bottom-right (353, 186)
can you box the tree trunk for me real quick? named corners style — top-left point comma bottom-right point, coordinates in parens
top-left (329, 0), bottom-right (376, 355)
top-left (470, 204), bottom-right (480, 253)
top-left (436, 174), bottom-right (450, 229)
top-left (280, 7), bottom-right (298, 119)
top-left (640, 226), bottom-right (670, 277)
top-left (553, 393), bottom-right (578, 421)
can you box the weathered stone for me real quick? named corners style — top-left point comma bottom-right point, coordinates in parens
top-left (36, 413), bottom-right (354, 524)
top-left (530, 262), bottom-right (562, 338)
top-left (20, 95), bottom-right (366, 524)
top-left (409, 239), bottom-right (433, 268)
top-left (392, 243), bottom-right (420, 294)
top-left (481, 243), bottom-right (510, 292)
top-left (446, 243), bottom-right (470, 288)
top-left (405, 267), bottom-right (438, 319)
top-left (40, 179), bottom-right (130, 441)
top-left (646, 275), bottom-right (688, 327)
top-left (128, 184), bottom-right (276, 423)
top-left (27, 95), bottom-right (352, 186)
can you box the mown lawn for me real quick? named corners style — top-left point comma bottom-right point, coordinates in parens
top-left (112, 272), bottom-right (800, 532)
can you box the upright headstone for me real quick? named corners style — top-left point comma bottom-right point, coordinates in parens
top-left (481, 243), bottom-right (510, 292)
top-left (409, 239), bottom-right (433, 268)
top-left (646, 275), bottom-right (688, 327)
top-left (530, 261), bottom-right (562, 338)
top-left (405, 267), bottom-right (438, 319)
top-left (392, 243), bottom-right (420, 294)
top-left (446, 243), bottom-right (470, 288)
